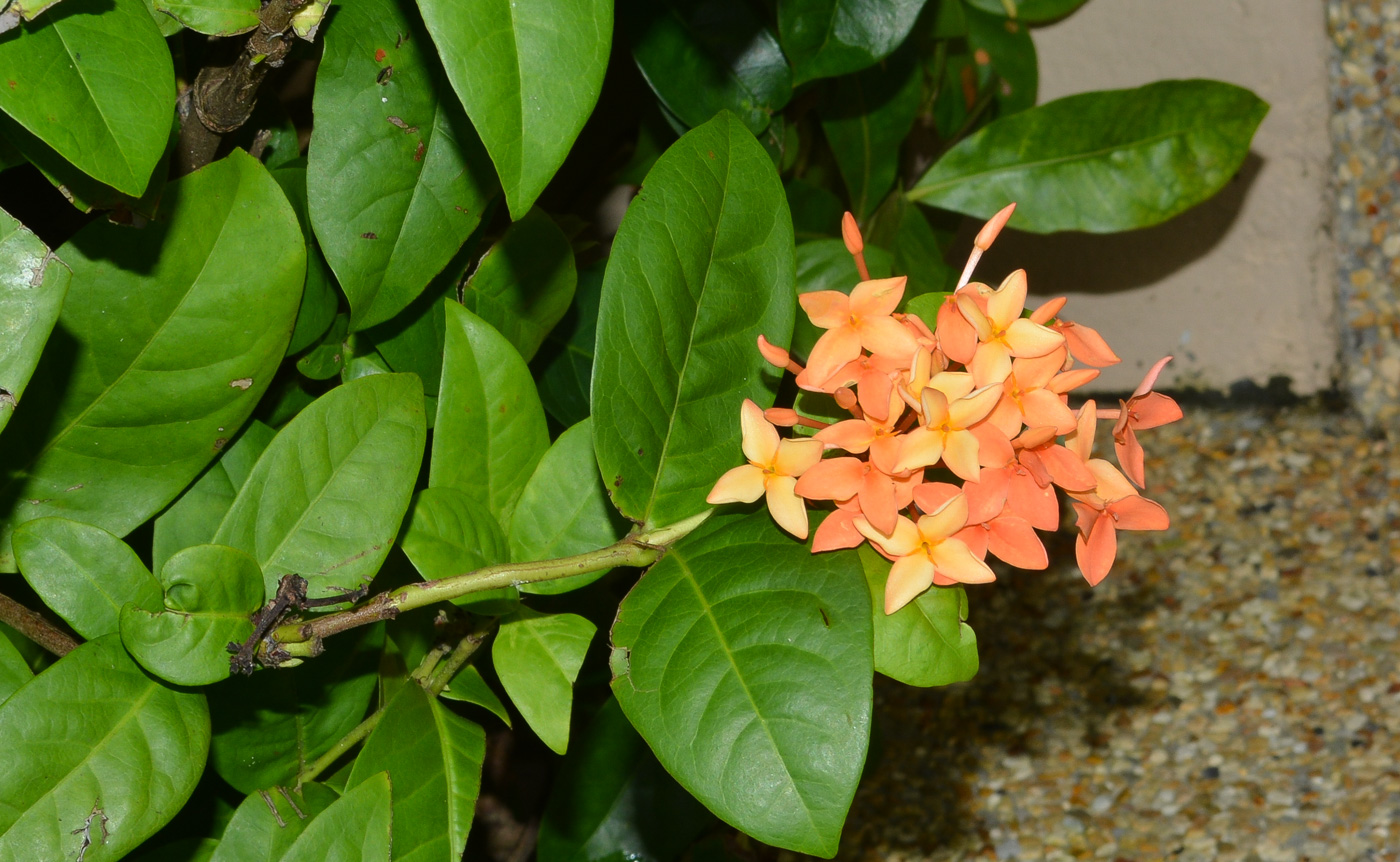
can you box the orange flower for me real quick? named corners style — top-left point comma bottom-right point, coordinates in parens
top-left (1109, 356), bottom-right (1183, 487)
top-left (1068, 460), bottom-right (1170, 586)
top-left (957, 270), bottom-right (1065, 387)
top-left (1029, 297), bottom-right (1121, 367)
top-left (795, 456), bottom-right (923, 538)
top-left (707, 400), bottom-right (824, 539)
top-left (798, 277), bottom-right (921, 385)
top-left (856, 494), bottom-right (994, 613)
top-left (893, 378), bottom-right (1003, 480)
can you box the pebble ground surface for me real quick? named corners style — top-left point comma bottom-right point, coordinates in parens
top-left (837, 404), bottom-right (1399, 862)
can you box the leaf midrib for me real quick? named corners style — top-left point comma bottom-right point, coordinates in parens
top-left (52, 23), bottom-right (138, 185)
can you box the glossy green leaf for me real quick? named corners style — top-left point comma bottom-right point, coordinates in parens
top-left (778, 0), bottom-right (927, 84)
top-left (0, 208), bottom-right (69, 435)
top-left (511, 419), bottom-right (624, 595)
top-left (818, 48), bottom-right (921, 218)
top-left (0, 151), bottom-right (303, 571)
top-left (493, 608), bottom-right (596, 754)
top-left (963, 0), bottom-right (1087, 24)
top-left (431, 302), bottom-right (549, 527)
top-left (399, 486), bottom-right (517, 611)
top-left (785, 178), bottom-right (845, 242)
top-left (0, 632), bottom-right (31, 704)
top-left (309, 0), bottom-right (495, 333)
top-left (538, 697), bottom-right (711, 862)
top-left (609, 512), bottom-right (872, 857)
top-left (593, 112), bottom-right (795, 529)
top-left (208, 784), bottom-right (341, 862)
top-left (533, 260), bottom-right (603, 428)
top-left (908, 80), bottom-right (1270, 233)
top-left (791, 239), bottom-right (894, 360)
top-left (214, 373), bottom-right (426, 598)
top-left (964, 4), bottom-right (1037, 116)
top-left (438, 663), bottom-right (511, 726)
top-left (0, 0), bottom-right (173, 195)
top-left (462, 208), bottom-right (576, 362)
top-left (902, 291), bottom-right (953, 329)
top-left (297, 313), bottom-right (350, 381)
top-left (347, 683), bottom-right (486, 862)
top-left (860, 545), bottom-right (977, 686)
top-left (12, 517), bottom-right (162, 639)
top-left (120, 544), bottom-right (265, 686)
top-left (417, 0), bottom-right (612, 219)
top-left (270, 160), bottom-right (340, 356)
top-left (141, 0), bottom-right (186, 36)
top-left (153, 0), bottom-right (258, 34)
top-left (0, 634), bottom-right (209, 861)
top-left (625, 0), bottom-right (791, 134)
top-left (281, 771), bottom-right (391, 862)
top-left (153, 420), bottom-right (277, 576)
top-left (210, 625), bottom-right (383, 794)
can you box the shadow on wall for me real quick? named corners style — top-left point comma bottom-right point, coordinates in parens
top-left (958, 151), bottom-right (1265, 295)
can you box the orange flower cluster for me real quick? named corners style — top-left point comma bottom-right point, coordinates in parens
top-left (708, 206), bottom-right (1183, 613)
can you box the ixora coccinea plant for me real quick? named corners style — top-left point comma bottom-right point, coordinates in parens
top-left (0, 0), bottom-right (1261, 858)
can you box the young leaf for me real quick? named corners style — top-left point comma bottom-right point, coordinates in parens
top-left (791, 239), bottom-right (894, 359)
top-left (280, 771), bottom-right (392, 862)
top-left (12, 517), bottom-right (163, 639)
top-left (964, 4), bottom-right (1038, 116)
top-left (346, 683), bottom-right (486, 862)
top-left (962, 0), bottom-right (1088, 24)
top-left (537, 698), bottom-right (712, 862)
top-left (860, 545), bottom-right (978, 686)
top-left (153, 0), bottom-right (258, 35)
top-left (0, 207), bottom-right (69, 435)
top-left (208, 783), bottom-right (341, 862)
top-left (493, 608), bottom-right (596, 754)
top-left (908, 80), bottom-right (1270, 233)
top-left (0, 0), bottom-right (174, 195)
top-left (417, 0), bottom-right (612, 218)
top-left (0, 150), bottom-right (305, 571)
top-left (297, 313), bottom-right (351, 381)
top-left (609, 511), bottom-right (873, 857)
top-left (533, 260), bottom-right (603, 428)
top-left (624, 0), bottom-right (792, 135)
top-left (592, 111), bottom-right (795, 530)
top-left (462, 208), bottom-right (577, 362)
top-left (511, 419), bottom-right (626, 595)
top-left (0, 634), bottom-right (209, 861)
top-left (214, 373), bottom-right (427, 599)
top-left (210, 625), bottom-right (383, 794)
top-left (120, 544), bottom-right (265, 686)
top-left (778, 0), bottom-right (927, 84)
top-left (308, 0), bottom-right (495, 332)
top-left (399, 486), bottom-right (518, 611)
top-left (438, 663), bottom-right (512, 726)
top-left (818, 48), bottom-right (921, 218)
top-left (153, 420), bottom-right (278, 575)
top-left (270, 159), bottom-right (340, 356)
top-left (431, 302), bottom-right (550, 528)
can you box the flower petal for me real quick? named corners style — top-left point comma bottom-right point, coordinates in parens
top-left (1109, 495), bottom-right (1170, 531)
top-left (804, 325), bottom-right (864, 387)
top-left (986, 269), bottom-right (1028, 330)
top-left (1005, 318), bottom-right (1065, 358)
top-left (707, 464), bottom-right (766, 504)
top-left (885, 554), bottom-right (936, 613)
top-left (812, 508), bottom-right (865, 552)
top-left (1076, 515), bottom-right (1117, 586)
top-left (773, 437), bottom-right (825, 477)
top-left (740, 399), bottom-right (780, 465)
top-left (793, 456), bottom-right (864, 500)
top-left (913, 481), bottom-right (961, 515)
top-left (941, 429), bottom-right (982, 482)
top-left (856, 515), bottom-right (921, 557)
top-left (1114, 426), bottom-right (1147, 488)
top-left (1008, 469), bottom-right (1060, 531)
top-left (849, 276), bottom-right (907, 319)
top-left (936, 298), bottom-right (978, 364)
top-left (893, 426), bottom-right (944, 473)
top-left (930, 537), bottom-right (996, 584)
top-left (1020, 388), bottom-right (1077, 435)
top-left (859, 468), bottom-right (899, 537)
top-left (798, 290), bottom-right (851, 330)
top-left (1059, 319), bottom-right (1121, 366)
top-left (969, 341), bottom-right (1012, 388)
top-left (987, 516), bottom-right (1048, 570)
top-left (815, 419), bottom-right (876, 454)
top-left (857, 315), bottom-right (921, 364)
top-left (1129, 391), bottom-right (1183, 429)
top-left (919, 493), bottom-right (969, 542)
top-left (764, 475), bottom-right (809, 539)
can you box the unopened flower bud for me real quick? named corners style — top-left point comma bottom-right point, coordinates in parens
top-left (756, 334), bottom-right (790, 369)
top-left (975, 202), bottom-right (1017, 252)
top-left (765, 408), bottom-right (800, 426)
top-left (841, 211), bottom-right (864, 256)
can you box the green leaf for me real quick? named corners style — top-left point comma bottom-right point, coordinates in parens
top-left (208, 784), bottom-right (341, 862)
top-left (625, 0), bottom-right (791, 135)
top-left (609, 512), bottom-right (872, 857)
top-left (964, 4), bottom-right (1037, 116)
top-left (153, 0), bottom-right (258, 34)
top-left (0, 0), bottom-right (174, 195)
top-left (532, 260), bottom-right (603, 428)
top-left (461, 208), bottom-right (576, 362)
top-left (309, 0), bottom-right (495, 333)
top-left (538, 697), bottom-right (711, 862)
top-left (399, 486), bottom-right (517, 611)
top-left (431, 302), bottom-right (549, 527)
top-left (0, 207), bottom-right (69, 435)
top-left (511, 419), bottom-right (626, 595)
top-left (493, 608), bottom-right (596, 754)
top-left (12, 517), bottom-right (162, 639)
top-left (908, 80), bottom-right (1270, 233)
top-left (791, 239), bottom-right (893, 359)
top-left (0, 634), bottom-right (209, 861)
top-left (210, 624), bottom-right (383, 794)
top-left (214, 373), bottom-right (427, 599)
top-left (818, 48), bottom-right (921, 218)
top-left (297, 313), bottom-right (351, 381)
top-left (0, 632), bottom-right (31, 704)
top-left (438, 663), bottom-right (511, 726)
top-left (141, 0), bottom-right (186, 36)
top-left (153, 420), bottom-right (277, 575)
top-left (0, 150), bottom-right (304, 571)
top-left (592, 112), bottom-right (795, 529)
top-left (962, 0), bottom-right (1087, 24)
top-left (347, 683), bottom-right (486, 862)
top-left (120, 544), bottom-right (265, 686)
top-left (864, 190), bottom-right (957, 299)
top-left (785, 178), bottom-right (845, 242)
top-left (417, 0), bottom-right (612, 219)
top-left (860, 545), bottom-right (977, 686)
top-left (778, 0), bottom-right (928, 84)
top-left (270, 159), bottom-right (340, 356)
top-left (280, 771), bottom-right (392, 862)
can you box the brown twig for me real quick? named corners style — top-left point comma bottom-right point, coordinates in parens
top-left (0, 591), bottom-right (78, 657)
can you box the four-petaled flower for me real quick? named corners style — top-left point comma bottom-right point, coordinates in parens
top-left (707, 399), bottom-right (824, 539)
top-left (855, 493), bottom-right (995, 613)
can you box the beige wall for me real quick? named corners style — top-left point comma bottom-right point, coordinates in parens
top-left (974, 0), bottom-right (1336, 394)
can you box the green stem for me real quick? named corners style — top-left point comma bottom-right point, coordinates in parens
top-left (297, 709), bottom-right (382, 786)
